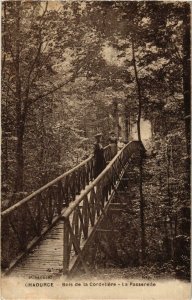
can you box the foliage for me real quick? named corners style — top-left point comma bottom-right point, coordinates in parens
top-left (1, 1), bottom-right (190, 279)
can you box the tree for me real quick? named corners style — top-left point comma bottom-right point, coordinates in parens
top-left (2, 1), bottom-right (85, 200)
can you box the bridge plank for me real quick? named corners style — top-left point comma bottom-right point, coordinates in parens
top-left (8, 221), bottom-right (64, 278)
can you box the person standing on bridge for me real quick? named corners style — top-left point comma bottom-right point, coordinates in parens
top-left (117, 136), bottom-right (125, 151)
top-left (109, 131), bottom-right (118, 158)
top-left (93, 133), bottom-right (106, 178)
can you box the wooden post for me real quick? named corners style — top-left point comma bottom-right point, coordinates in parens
top-left (91, 233), bottom-right (98, 268)
top-left (20, 203), bottom-right (27, 250)
top-left (86, 162), bottom-right (89, 185)
top-left (77, 170), bottom-right (81, 194)
top-left (89, 190), bottom-right (96, 225)
top-left (82, 166), bottom-right (86, 190)
top-left (67, 219), bottom-right (90, 274)
top-left (63, 217), bottom-right (69, 275)
top-left (1, 216), bottom-right (10, 269)
top-left (70, 173), bottom-right (76, 200)
top-left (83, 196), bottom-right (89, 239)
top-left (57, 181), bottom-right (62, 215)
top-left (74, 209), bottom-right (80, 246)
top-left (64, 176), bottom-right (69, 207)
top-left (48, 189), bottom-right (53, 225)
top-left (37, 195), bottom-right (42, 235)
top-left (93, 187), bottom-right (101, 217)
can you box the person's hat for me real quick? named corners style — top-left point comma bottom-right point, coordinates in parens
top-left (94, 133), bottom-right (102, 138)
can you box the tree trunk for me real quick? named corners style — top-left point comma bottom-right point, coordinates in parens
top-left (166, 145), bottom-right (174, 260)
top-left (131, 38), bottom-right (142, 141)
top-left (131, 37), bottom-right (145, 261)
top-left (124, 101), bottom-right (130, 143)
top-left (174, 4), bottom-right (191, 280)
top-left (13, 1), bottom-right (25, 196)
top-left (112, 99), bottom-right (120, 136)
top-left (183, 3), bottom-right (191, 158)
top-left (139, 156), bottom-right (146, 263)
top-left (14, 124), bottom-right (25, 193)
top-left (3, 84), bottom-right (10, 184)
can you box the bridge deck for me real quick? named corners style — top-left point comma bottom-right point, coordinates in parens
top-left (5, 177), bottom-right (97, 278)
top-left (3, 141), bottom-right (143, 278)
top-left (7, 182), bottom-right (101, 278)
top-left (11, 221), bottom-right (63, 278)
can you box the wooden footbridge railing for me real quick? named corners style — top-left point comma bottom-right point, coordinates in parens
top-left (1, 141), bottom-right (144, 276)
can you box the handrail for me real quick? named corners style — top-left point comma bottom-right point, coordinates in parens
top-left (61, 140), bottom-right (143, 274)
top-left (62, 141), bottom-right (142, 219)
top-left (63, 146), bottom-right (124, 219)
top-left (1, 140), bottom-right (143, 273)
top-left (2, 145), bottom-right (111, 217)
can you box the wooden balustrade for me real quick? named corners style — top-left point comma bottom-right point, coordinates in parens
top-left (61, 141), bottom-right (143, 274)
top-left (1, 145), bottom-right (110, 270)
top-left (1, 141), bottom-right (143, 273)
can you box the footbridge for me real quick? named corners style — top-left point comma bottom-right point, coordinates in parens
top-left (1, 141), bottom-right (145, 278)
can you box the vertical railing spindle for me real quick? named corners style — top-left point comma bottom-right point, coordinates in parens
top-left (63, 217), bottom-right (69, 275)
top-left (37, 195), bottom-right (42, 235)
top-left (57, 181), bottom-right (63, 214)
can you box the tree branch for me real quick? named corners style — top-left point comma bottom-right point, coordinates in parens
top-left (28, 76), bottom-right (74, 106)
top-left (28, 52), bottom-right (52, 87)
top-left (27, 61), bottom-right (82, 107)
top-left (3, 80), bottom-right (17, 98)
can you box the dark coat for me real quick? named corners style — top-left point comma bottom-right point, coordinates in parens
top-left (109, 136), bottom-right (118, 158)
top-left (94, 142), bottom-right (106, 178)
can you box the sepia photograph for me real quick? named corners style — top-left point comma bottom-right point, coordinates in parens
top-left (1, 1), bottom-right (191, 299)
